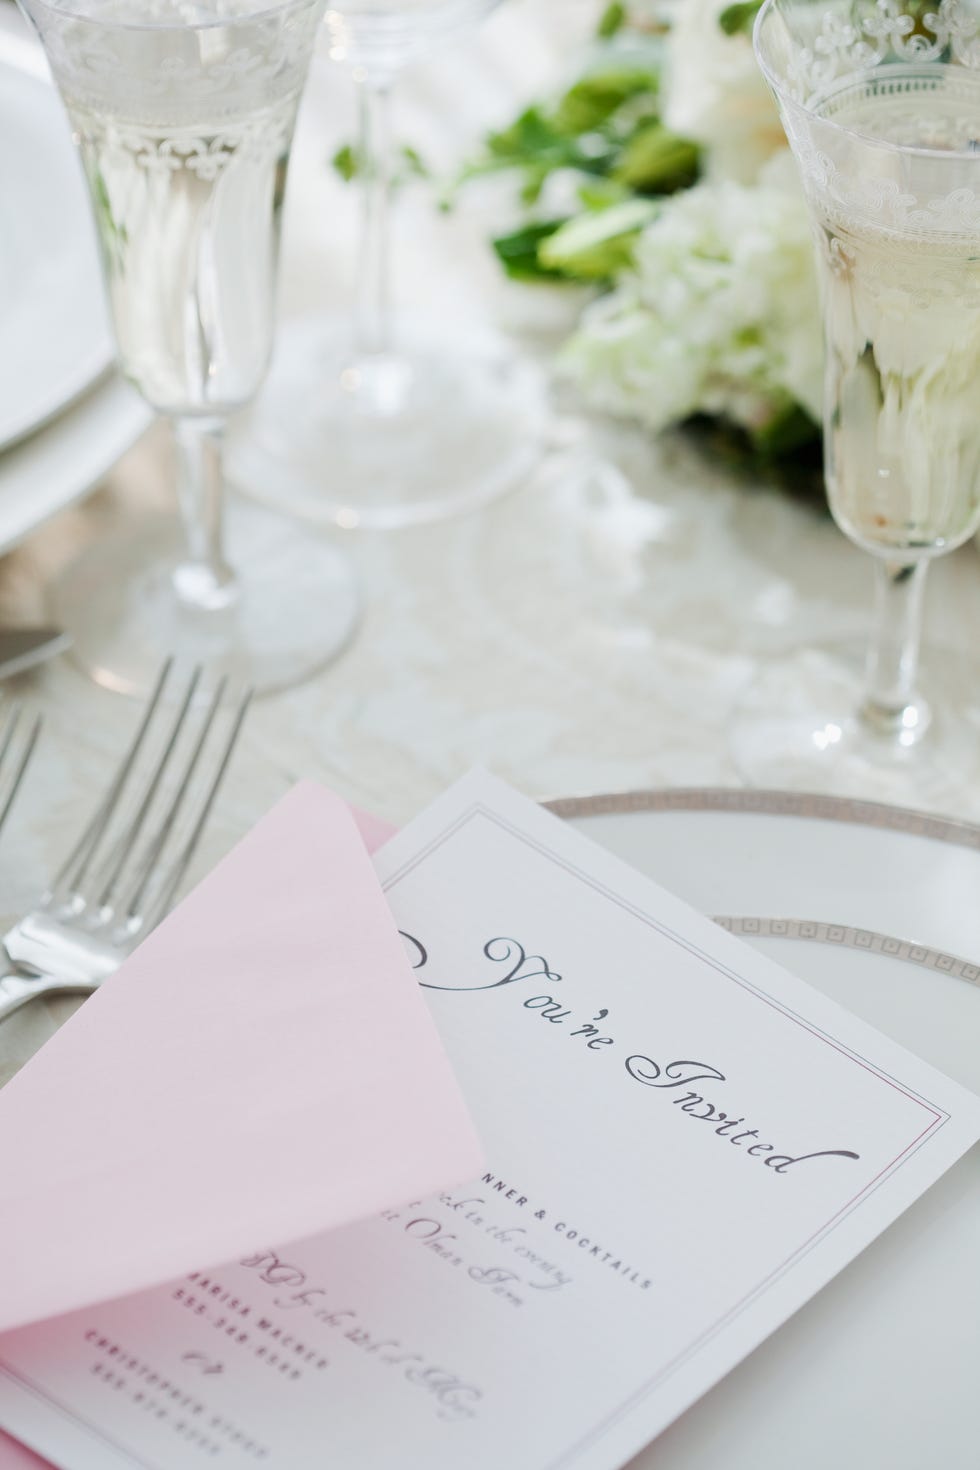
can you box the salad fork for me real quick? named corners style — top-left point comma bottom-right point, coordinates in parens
top-left (0, 662), bottom-right (251, 1023)
top-left (0, 700), bottom-right (41, 845)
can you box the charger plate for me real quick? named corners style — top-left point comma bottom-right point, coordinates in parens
top-left (0, 41), bottom-right (112, 450)
top-left (0, 15), bottom-right (152, 557)
top-left (547, 787), bottom-right (980, 1470)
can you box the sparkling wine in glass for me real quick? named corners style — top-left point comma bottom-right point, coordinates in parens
top-left (820, 89), bottom-right (980, 569)
top-left (20, 0), bottom-right (359, 695)
top-left (229, 0), bottom-right (547, 529)
top-left (733, 0), bottom-right (980, 802)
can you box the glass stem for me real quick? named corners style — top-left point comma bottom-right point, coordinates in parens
top-left (859, 558), bottom-right (930, 739)
top-left (354, 72), bottom-right (394, 359)
top-left (172, 416), bottom-right (238, 613)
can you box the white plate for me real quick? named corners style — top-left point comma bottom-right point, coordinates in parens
top-left (0, 374), bottom-right (151, 557)
top-left (0, 33), bottom-right (113, 449)
top-left (549, 789), bottom-right (980, 1470)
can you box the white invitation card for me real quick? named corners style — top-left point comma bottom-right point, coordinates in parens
top-left (1, 771), bottom-right (977, 1470)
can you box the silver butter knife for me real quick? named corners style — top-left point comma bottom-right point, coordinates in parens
top-left (0, 627), bottom-right (70, 681)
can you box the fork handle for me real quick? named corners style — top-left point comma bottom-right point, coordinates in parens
top-left (0, 971), bottom-right (60, 1024)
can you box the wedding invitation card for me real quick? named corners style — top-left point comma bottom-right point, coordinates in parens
top-left (1, 771), bottom-right (977, 1470)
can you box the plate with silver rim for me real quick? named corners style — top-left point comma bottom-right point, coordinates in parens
top-left (545, 786), bottom-right (979, 1470)
top-left (0, 30), bottom-right (114, 451)
top-left (0, 15), bottom-right (151, 556)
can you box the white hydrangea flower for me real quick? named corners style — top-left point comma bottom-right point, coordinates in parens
top-left (663, 0), bottom-right (786, 183)
top-left (559, 156), bottom-right (823, 436)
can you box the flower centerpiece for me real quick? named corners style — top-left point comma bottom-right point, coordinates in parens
top-left (465, 0), bottom-right (824, 465)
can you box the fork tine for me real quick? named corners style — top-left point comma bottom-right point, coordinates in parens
top-left (91, 665), bottom-right (203, 911)
top-left (118, 673), bottom-right (228, 919)
top-left (54, 657), bottom-right (174, 898)
top-left (140, 687), bottom-right (252, 934)
top-left (0, 701), bottom-right (21, 767)
top-left (0, 707), bottom-right (41, 839)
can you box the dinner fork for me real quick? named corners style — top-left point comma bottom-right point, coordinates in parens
top-left (0, 700), bottom-right (41, 845)
top-left (0, 662), bottom-right (251, 1023)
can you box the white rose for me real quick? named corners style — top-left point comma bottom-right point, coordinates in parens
top-left (559, 287), bottom-right (705, 432)
top-left (663, 0), bottom-right (786, 183)
top-left (559, 158), bottom-right (823, 435)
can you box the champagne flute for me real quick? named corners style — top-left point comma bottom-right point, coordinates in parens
top-left (732, 0), bottom-right (980, 801)
top-left (20, 0), bottom-right (359, 696)
top-left (229, 0), bottom-right (547, 529)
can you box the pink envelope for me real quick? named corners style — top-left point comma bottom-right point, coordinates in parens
top-left (0, 1437), bottom-right (50, 1469)
top-left (0, 782), bottom-right (481, 1336)
top-left (350, 805), bottom-right (397, 855)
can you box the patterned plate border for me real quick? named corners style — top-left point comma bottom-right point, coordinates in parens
top-left (543, 787), bottom-right (980, 985)
top-left (543, 786), bottom-right (980, 848)
top-left (715, 917), bottom-right (980, 988)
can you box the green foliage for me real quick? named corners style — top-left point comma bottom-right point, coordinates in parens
top-left (538, 198), bottom-right (659, 278)
top-left (492, 220), bottom-right (572, 281)
top-left (326, 4), bottom-right (816, 474)
top-left (718, 1), bottom-right (764, 37)
top-left (596, 2), bottom-right (627, 38)
top-left (89, 165), bottom-right (127, 267)
top-left (399, 145), bottom-right (429, 181)
top-left (472, 103), bottom-right (614, 205)
top-left (332, 143), bottom-right (361, 183)
top-left (331, 141), bottom-right (430, 186)
top-left (612, 122), bottom-right (699, 191)
top-left (457, 34), bottom-right (698, 283)
top-left (576, 176), bottom-right (634, 210)
top-left (551, 64), bottom-right (659, 135)
top-left (456, 39), bottom-right (690, 210)
top-left (683, 414), bottom-right (824, 497)
top-left (466, 4), bottom-right (820, 477)
top-left (749, 403), bottom-right (820, 458)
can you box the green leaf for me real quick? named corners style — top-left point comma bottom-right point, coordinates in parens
top-left (468, 98), bottom-right (620, 201)
top-left (492, 219), bottom-right (572, 282)
top-left (750, 403), bottom-right (821, 457)
top-left (332, 140), bottom-right (430, 187)
top-left (539, 198), bottom-right (659, 280)
top-left (718, 1), bottom-right (764, 37)
top-left (518, 166), bottom-right (552, 206)
top-left (400, 144), bottom-right (430, 180)
top-left (552, 64), bottom-right (660, 136)
top-left (596, 2), bottom-right (626, 38)
top-left (611, 123), bottom-right (699, 193)
top-left (486, 105), bottom-right (564, 161)
top-left (577, 176), bottom-right (634, 210)
top-left (88, 165), bottom-right (127, 263)
top-left (332, 143), bottom-right (361, 182)
top-left (682, 414), bottom-right (826, 498)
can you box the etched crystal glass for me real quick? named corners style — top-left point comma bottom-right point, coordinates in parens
top-left (20, 0), bottom-right (359, 695)
top-left (228, 0), bottom-right (546, 529)
top-left (733, 0), bottom-right (980, 800)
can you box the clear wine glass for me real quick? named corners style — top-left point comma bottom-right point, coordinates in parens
top-left (20, 0), bottom-right (359, 696)
top-left (228, 0), bottom-right (547, 529)
top-left (732, 0), bottom-right (980, 802)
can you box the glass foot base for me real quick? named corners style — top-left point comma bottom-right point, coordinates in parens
top-left (49, 501), bottom-right (360, 698)
top-left (228, 315), bottom-right (548, 529)
top-left (730, 642), bottom-right (980, 808)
